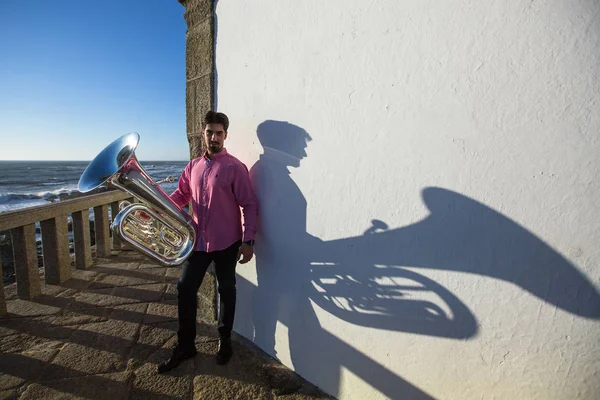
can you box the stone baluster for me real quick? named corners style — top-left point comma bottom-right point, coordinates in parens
top-left (110, 201), bottom-right (122, 250)
top-left (72, 210), bottom-right (92, 269)
top-left (10, 224), bottom-right (41, 299)
top-left (0, 259), bottom-right (6, 315)
top-left (40, 215), bottom-right (71, 284)
top-left (93, 204), bottom-right (111, 258)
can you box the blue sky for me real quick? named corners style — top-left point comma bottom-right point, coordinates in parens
top-left (0, 0), bottom-right (189, 161)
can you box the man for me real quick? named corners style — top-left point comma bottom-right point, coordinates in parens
top-left (157, 111), bottom-right (258, 373)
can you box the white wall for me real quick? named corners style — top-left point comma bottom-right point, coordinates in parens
top-left (215, 1), bottom-right (600, 399)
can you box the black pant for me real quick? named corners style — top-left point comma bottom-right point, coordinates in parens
top-left (177, 240), bottom-right (241, 349)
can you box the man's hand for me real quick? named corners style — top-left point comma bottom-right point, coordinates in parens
top-left (237, 243), bottom-right (254, 264)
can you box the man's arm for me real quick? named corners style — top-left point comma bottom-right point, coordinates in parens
top-left (169, 161), bottom-right (192, 208)
top-left (232, 163), bottom-right (258, 263)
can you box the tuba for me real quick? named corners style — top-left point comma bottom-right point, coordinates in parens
top-left (78, 132), bottom-right (196, 266)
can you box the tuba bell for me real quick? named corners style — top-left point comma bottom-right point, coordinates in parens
top-left (78, 132), bottom-right (196, 266)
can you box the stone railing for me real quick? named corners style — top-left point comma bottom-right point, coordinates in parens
top-left (0, 190), bottom-right (132, 315)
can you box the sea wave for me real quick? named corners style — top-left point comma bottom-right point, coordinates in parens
top-left (0, 199), bottom-right (50, 213)
top-left (33, 187), bottom-right (79, 198)
top-left (41, 181), bottom-right (67, 186)
top-left (0, 187), bottom-right (78, 204)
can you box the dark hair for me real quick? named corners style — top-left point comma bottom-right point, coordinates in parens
top-left (203, 111), bottom-right (229, 131)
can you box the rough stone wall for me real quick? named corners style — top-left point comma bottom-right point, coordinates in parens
top-left (178, 0), bottom-right (214, 159)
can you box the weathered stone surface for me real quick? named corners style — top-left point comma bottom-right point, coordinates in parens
top-left (193, 336), bottom-right (273, 399)
top-left (0, 333), bottom-right (52, 354)
top-left (65, 319), bottom-right (139, 355)
top-left (109, 201), bottom-right (122, 249)
top-left (111, 249), bottom-right (149, 261)
top-left (187, 135), bottom-right (206, 160)
top-left (113, 283), bottom-right (166, 303)
top-left (126, 320), bottom-right (178, 371)
top-left (128, 323), bottom-right (196, 399)
top-left (186, 18), bottom-right (213, 80)
top-left (0, 252), bottom-right (330, 399)
top-left (197, 269), bottom-right (217, 322)
top-left (165, 268), bottom-right (180, 283)
top-left (19, 371), bottom-right (131, 400)
top-left (72, 210), bottom-right (92, 270)
top-left (93, 204), bottom-right (111, 258)
top-left (92, 269), bottom-right (163, 287)
top-left (108, 302), bottom-right (148, 325)
top-left (0, 344), bottom-right (60, 390)
top-left (41, 283), bottom-right (77, 298)
top-left (179, 0), bottom-right (212, 31)
top-left (5, 299), bottom-right (61, 317)
top-left (47, 309), bottom-right (109, 327)
top-left (10, 224), bottom-right (41, 300)
top-left (2, 282), bottom-right (16, 301)
top-left (93, 261), bottom-right (140, 271)
top-left (67, 268), bottom-right (101, 284)
top-left (91, 263), bottom-right (168, 289)
top-left (133, 265), bottom-right (169, 281)
top-left (183, 0), bottom-right (213, 161)
top-left (94, 260), bottom-right (140, 273)
top-left (193, 374), bottom-right (272, 400)
top-left (69, 287), bottom-right (129, 309)
top-left (138, 262), bottom-right (166, 269)
top-left (0, 389), bottom-right (18, 399)
top-left (130, 357), bottom-right (194, 399)
top-left (143, 301), bottom-right (178, 324)
top-left (40, 215), bottom-right (71, 284)
top-left (186, 74), bottom-right (213, 135)
top-left (0, 260), bottom-right (5, 316)
top-left (41, 319), bottom-right (138, 380)
top-left (32, 292), bottom-right (74, 311)
top-left (0, 316), bottom-right (71, 341)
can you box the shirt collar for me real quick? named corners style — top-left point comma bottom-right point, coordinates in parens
top-left (203, 147), bottom-right (228, 161)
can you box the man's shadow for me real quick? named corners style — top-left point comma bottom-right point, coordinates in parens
top-left (242, 120), bottom-right (600, 399)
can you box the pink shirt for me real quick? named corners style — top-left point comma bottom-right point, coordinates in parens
top-left (169, 148), bottom-right (258, 252)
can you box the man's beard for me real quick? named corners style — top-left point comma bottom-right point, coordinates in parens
top-left (208, 143), bottom-right (223, 153)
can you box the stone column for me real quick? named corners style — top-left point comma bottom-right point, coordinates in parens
top-left (11, 224), bottom-right (41, 299)
top-left (0, 259), bottom-right (6, 316)
top-left (40, 216), bottom-right (71, 284)
top-left (72, 210), bottom-right (92, 269)
top-left (178, 0), bottom-right (217, 322)
top-left (179, 0), bottom-right (214, 159)
top-left (93, 205), bottom-right (111, 258)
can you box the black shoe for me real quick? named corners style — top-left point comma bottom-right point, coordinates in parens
top-left (216, 336), bottom-right (233, 365)
top-left (157, 345), bottom-right (197, 373)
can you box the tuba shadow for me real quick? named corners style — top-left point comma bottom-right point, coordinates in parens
top-left (318, 187), bottom-right (600, 322)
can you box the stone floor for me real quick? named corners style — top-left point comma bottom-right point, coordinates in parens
top-left (0, 251), bottom-right (332, 400)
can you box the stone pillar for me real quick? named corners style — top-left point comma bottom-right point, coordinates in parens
top-left (72, 210), bottom-right (92, 269)
top-left (178, 0), bottom-right (217, 322)
top-left (0, 259), bottom-right (6, 316)
top-left (179, 0), bottom-right (213, 159)
top-left (110, 201), bottom-right (122, 251)
top-left (93, 205), bottom-right (111, 258)
top-left (11, 224), bottom-right (41, 299)
top-left (40, 216), bottom-right (71, 284)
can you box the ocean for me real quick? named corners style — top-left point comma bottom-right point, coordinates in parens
top-left (0, 160), bottom-right (188, 214)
